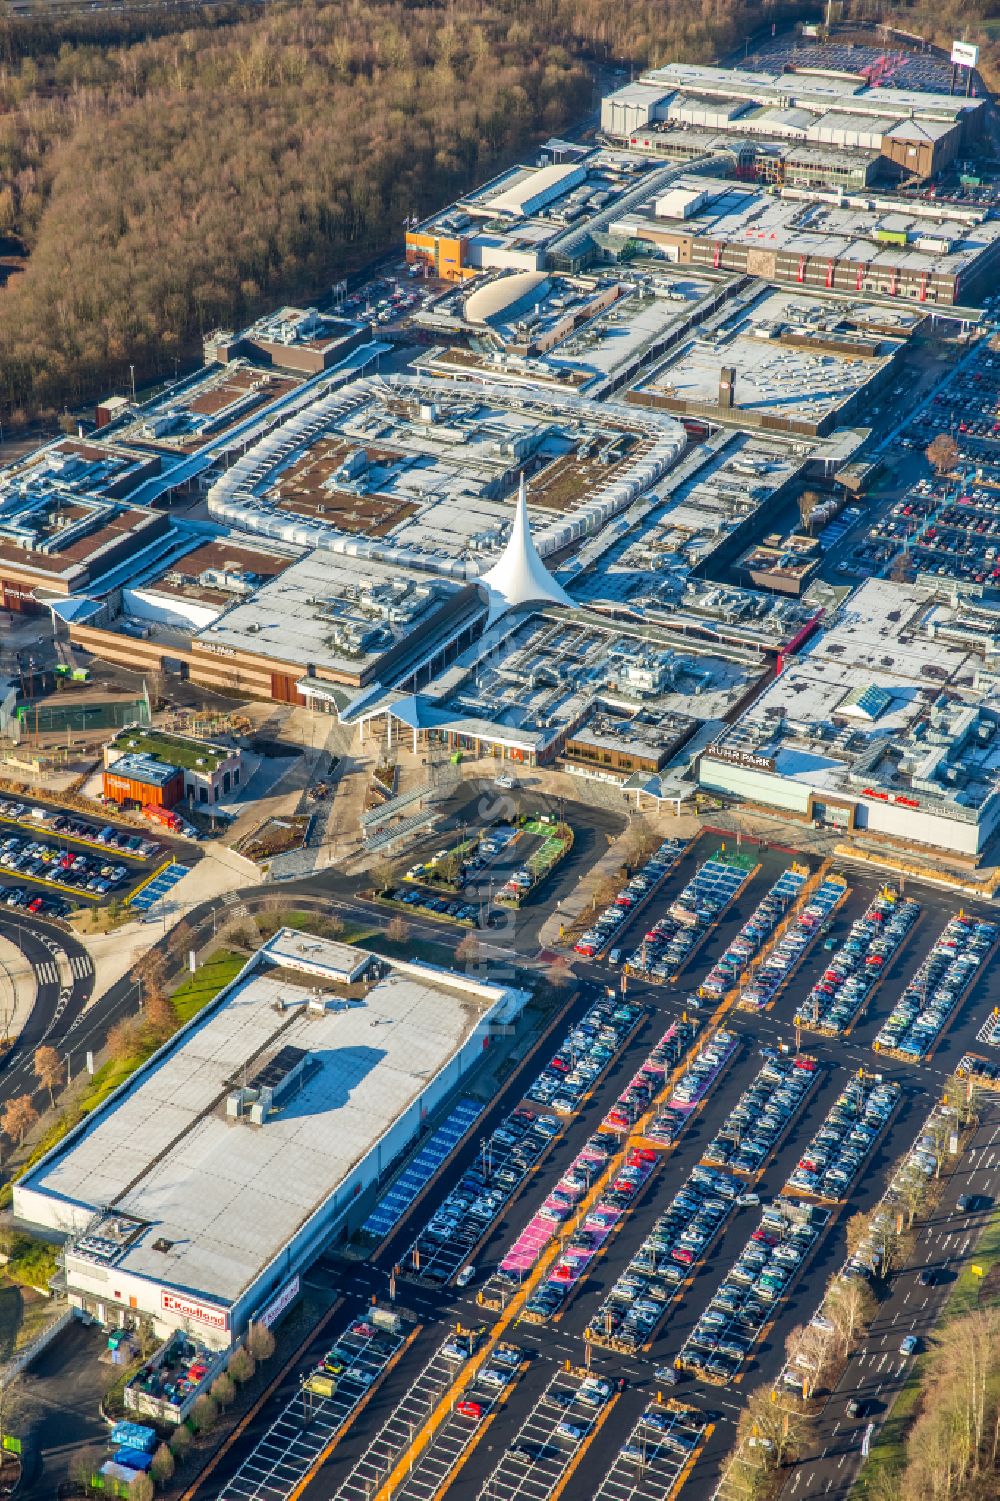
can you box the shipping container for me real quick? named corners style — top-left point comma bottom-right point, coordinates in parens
top-left (142, 803), bottom-right (182, 830)
top-left (114, 1449), bottom-right (154, 1473)
top-left (110, 1422), bottom-right (156, 1452)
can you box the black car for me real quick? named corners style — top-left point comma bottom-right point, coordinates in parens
top-left (918, 1267), bottom-right (939, 1287)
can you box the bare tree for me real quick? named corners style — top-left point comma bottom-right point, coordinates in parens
top-left (825, 1276), bottom-right (876, 1353)
top-left (134, 948), bottom-right (167, 998)
top-left (210, 1371), bottom-right (235, 1408)
top-left (246, 1322), bottom-right (275, 1362)
top-left (454, 931), bottom-right (481, 965)
top-left (227, 1346), bottom-right (255, 1384)
top-left (171, 919), bottom-right (193, 958)
top-left (944, 1072), bottom-right (979, 1129)
top-left (386, 915), bottom-right (409, 945)
top-left (545, 955), bottom-right (575, 990)
top-left (895, 1165), bottom-right (929, 1229)
top-left (371, 857), bottom-right (399, 895)
top-left (1, 1095), bottom-right (38, 1147)
top-left (785, 1321), bottom-right (836, 1391)
top-left (33, 1045), bottom-right (63, 1109)
top-left (150, 1445), bottom-right (175, 1485)
top-left (71, 1447), bottom-right (107, 1492)
top-left (899, 1306), bottom-right (1000, 1500)
top-left (737, 1381), bottom-right (812, 1469)
top-left (189, 1393), bottom-right (218, 1433)
top-left (889, 551), bottom-right (915, 584)
top-left (798, 489), bottom-right (821, 534)
top-left (143, 987), bottom-right (178, 1040)
top-left (169, 1424), bottom-right (193, 1462)
top-left (844, 1210), bottom-right (872, 1262)
top-left (926, 433), bottom-right (960, 474)
top-left (106, 1018), bottom-right (141, 1063)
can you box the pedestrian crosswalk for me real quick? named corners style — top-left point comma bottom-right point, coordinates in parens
top-left (31, 952), bottom-right (90, 988)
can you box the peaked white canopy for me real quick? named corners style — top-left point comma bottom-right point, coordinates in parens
top-left (478, 475), bottom-right (574, 625)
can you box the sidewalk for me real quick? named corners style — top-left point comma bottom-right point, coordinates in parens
top-left (76, 842), bottom-right (262, 1010)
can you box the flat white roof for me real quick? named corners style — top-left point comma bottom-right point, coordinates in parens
top-left (486, 163), bottom-right (583, 215)
top-left (260, 929), bottom-right (370, 982)
top-left (24, 936), bottom-right (512, 1307)
top-left (194, 551), bottom-right (465, 677)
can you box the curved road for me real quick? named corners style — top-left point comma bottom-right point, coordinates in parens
top-left (0, 911), bottom-right (94, 1105)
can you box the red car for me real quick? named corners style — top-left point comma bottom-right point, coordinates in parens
top-left (457, 1400), bottom-right (483, 1419)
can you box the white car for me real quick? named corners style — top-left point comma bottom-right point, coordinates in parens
top-left (494, 774), bottom-right (516, 789)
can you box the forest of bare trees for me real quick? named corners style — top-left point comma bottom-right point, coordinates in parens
top-left (0, 0), bottom-right (995, 421)
top-left (0, 0), bottom-right (804, 421)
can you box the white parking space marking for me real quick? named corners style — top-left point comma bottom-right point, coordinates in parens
top-left (594, 1403), bottom-right (708, 1501)
top-left (219, 1322), bottom-right (403, 1501)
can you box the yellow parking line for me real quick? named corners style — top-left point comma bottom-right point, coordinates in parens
top-left (286, 1322), bottom-right (423, 1501)
top-left (0, 811), bottom-right (150, 859)
top-left (667, 1420), bottom-right (714, 1500)
top-left (428, 1358), bottom-right (526, 1499)
top-left (378, 883), bottom-right (760, 1494)
top-left (124, 856), bottom-right (174, 908)
top-left (550, 1389), bottom-right (621, 1501)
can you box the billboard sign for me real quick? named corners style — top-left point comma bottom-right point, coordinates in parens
top-left (951, 40), bottom-right (980, 67)
top-left (161, 1290), bottom-right (229, 1331)
top-left (257, 1275), bottom-right (300, 1329)
top-left (704, 743), bottom-right (776, 773)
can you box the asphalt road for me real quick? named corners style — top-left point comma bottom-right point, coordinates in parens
top-left (17, 1318), bottom-right (115, 1501)
top-left (176, 836), bottom-right (1000, 1501)
top-left (786, 1101), bottom-right (1000, 1501)
top-left (0, 908), bottom-right (95, 1090)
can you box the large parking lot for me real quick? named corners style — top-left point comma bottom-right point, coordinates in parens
top-left (214, 833), bottom-right (1000, 1501)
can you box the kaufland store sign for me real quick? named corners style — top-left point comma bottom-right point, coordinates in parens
top-left (161, 1290), bottom-right (230, 1331)
top-left (258, 1274), bottom-right (300, 1329)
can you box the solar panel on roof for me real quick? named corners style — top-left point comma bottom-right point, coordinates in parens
top-left (249, 1045), bottom-right (309, 1091)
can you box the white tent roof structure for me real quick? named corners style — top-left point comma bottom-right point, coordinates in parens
top-left (477, 475), bottom-right (574, 625)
